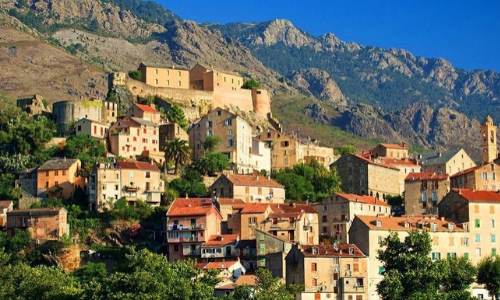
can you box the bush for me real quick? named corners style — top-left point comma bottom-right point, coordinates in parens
top-left (128, 70), bottom-right (142, 81)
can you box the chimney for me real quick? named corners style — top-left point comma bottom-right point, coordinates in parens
top-left (256, 176), bottom-right (259, 180)
top-left (441, 217), bottom-right (445, 221)
top-left (236, 234), bottom-right (240, 242)
top-left (438, 152), bottom-right (442, 157)
top-left (185, 193), bottom-right (188, 199)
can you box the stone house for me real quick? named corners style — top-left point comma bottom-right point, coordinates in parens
top-left (159, 122), bottom-right (189, 151)
top-left (0, 201), bottom-right (13, 227)
top-left (36, 158), bottom-right (85, 200)
top-left (286, 243), bottom-right (368, 300)
top-left (210, 174), bottom-right (285, 203)
top-left (371, 142), bottom-right (409, 159)
top-left (127, 103), bottom-right (161, 124)
top-left (138, 62), bottom-right (190, 89)
top-left (450, 162), bottom-right (500, 191)
top-left (75, 118), bottom-right (109, 141)
top-left (87, 161), bottom-right (162, 211)
top-left (190, 63), bottom-right (243, 92)
top-left (7, 207), bottom-right (69, 240)
top-left (312, 193), bottom-right (391, 243)
top-left (166, 198), bottom-right (223, 262)
top-left (108, 117), bottom-right (162, 159)
top-left (419, 148), bottom-right (476, 175)
top-left (200, 234), bottom-right (239, 262)
top-left (404, 172), bottom-right (450, 216)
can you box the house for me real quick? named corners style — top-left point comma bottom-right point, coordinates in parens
top-left (265, 203), bottom-right (319, 245)
top-left (419, 148), bottom-right (476, 175)
top-left (201, 234), bottom-right (239, 262)
top-left (235, 239), bottom-right (257, 272)
top-left (371, 142), bottom-right (409, 159)
top-left (216, 198), bottom-right (245, 234)
top-left (312, 193), bottom-right (391, 243)
top-left (256, 129), bottom-right (336, 170)
top-left (36, 158), bottom-right (84, 199)
top-left (52, 99), bottom-right (117, 133)
top-left (137, 62), bottom-right (190, 89)
top-left (450, 162), bottom-right (500, 191)
top-left (255, 229), bottom-right (293, 275)
top-left (404, 172), bottom-right (450, 215)
top-left (159, 122), bottom-right (189, 151)
top-left (230, 203), bottom-right (272, 240)
top-left (166, 198), bottom-right (223, 262)
top-left (211, 174), bottom-right (285, 203)
top-left (127, 103), bottom-right (161, 124)
top-left (193, 260), bottom-right (246, 281)
top-left (286, 243), bottom-right (368, 300)
top-left (87, 161), bottom-right (162, 211)
top-left (189, 108), bottom-right (271, 174)
top-left (75, 118), bottom-right (108, 141)
top-left (6, 207), bottom-right (69, 240)
top-left (190, 63), bottom-right (243, 92)
top-left (15, 168), bottom-right (38, 198)
top-left (331, 154), bottom-right (400, 199)
top-left (0, 201), bottom-right (13, 227)
top-left (349, 215), bottom-right (470, 300)
top-left (108, 117), bottom-right (162, 159)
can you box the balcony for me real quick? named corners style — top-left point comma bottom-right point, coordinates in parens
top-left (124, 184), bottom-right (140, 192)
top-left (167, 224), bottom-right (204, 231)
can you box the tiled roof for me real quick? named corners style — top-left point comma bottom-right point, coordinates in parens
top-left (130, 117), bottom-right (157, 127)
top-left (450, 165), bottom-right (486, 178)
top-left (216, 198), bottom-right (245, 205)
top-left (419, 149), bottom-right (463, 166)
top-left (203, 234), bottom-right (239, 246)
top-left (240, 203), bottom-right (269, 214)
top-left (334, 193), bottom-right (391, 207)
top-left (452, 188), bottom-right (500, 203)
top-left (38, 158), bottom-right (80, 171)
top-left (270, 203), bottom-right (318, 214)
top-left (300, 244), bottom-right (365, 257)
top-left (117, 161), bottom-right (160, 172)
top-left (193, 261), bottom-right (238, 269)
top-left (167, 198), bottom-right (221, 217)
top-left (140, 62), bottom-right (189, 70)
top-left (379, 143), bottom-right (407, 149)
top-left (352, 154), bottom-right (400, 171)
top-left (7, 207), bottom-right (66, 216)
top-left (225, 174), bottom-right (285, 188)
top-left (380, 157), bottom-right (419, 167)
top-left (235, 275), bottom-right (258, 286)
top-left (116, 118), bottom-right (139, 128)
top-left (405, 172), bottom-right (449, 181)
top-left (75, 118), bottom-right (106, 126)
top-left (354, 215), bottom-right (465, 232)
top-left (0, 201), bottom-right (12, 208)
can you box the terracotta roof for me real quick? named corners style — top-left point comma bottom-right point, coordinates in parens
top-left (405, 172), bottom-right (449, 181)
top-left (450, 165), bottom-right (487, 178)
top-left (334, 193), bottom-right (391, 207)
top-left (75, 118), bottom-right (107, 126)
top-left (270, 203), bottom-right (318, 214)
top-left (203, 234), bottom-right (239, 246)
top-left (452, 188), bottom-right (500, 203)
top-left (117, 161), bottom-right (160, 172)
top-left (354, 215), bottom-right (465, 232)
top-left (224, 174), bottom-right (285, 188)
top-left (216, 198), bottom-right (245, 205)
top-left (300, 244), bottom-right (365, 257)
top-left (240, 203), bottom-right (269, 214)
top-left (193, 261), bottom-right (238, 269)
top-left (38, 158), bottom-right (80, 171)
top-left (380, 157), bottom-right (419, 167)
top-left (116, 118), bottom-right (139, 128)
top-left (352, 154), bottom-right (400, 171)
top-left (214, 282), bottom-right (234, 290)
top-left (268, 212), bottom-right (301, 219)
top-left (134, 103), bottom-right (159, 113)
top-left (167, 198), bottom-right (222, 217)
top-left (0, 201), bottom-right (12, 208)
top-left (7, 207), bottom-right (66, 216)
top-left (379, 143), bottom-right (407, 149)
top-left (235, 275), bottom-right (258, 286)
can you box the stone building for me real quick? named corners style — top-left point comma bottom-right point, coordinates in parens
top-left (210, 174), bottom-right (285, 203)
top-left (36, 158), bottom-right (84, 200)
top-left (16, 94), bottom-right (51, 117)
top-left (75, 118), bottom-right (108, 141)
top-left (404, 172), bottom-right (450, 216)
top-left (7, 207), bottom-right (69, 240)
top-left (127, 103), bottom-right (161, 124)
top-left (52, 99), bottom-right (117, 134)
top-left (419, 148), bottom-right (476, 175)
top-left (138, 62), bottom-right (190, 89)
top-left (450, 162), bottom-right (500, 191)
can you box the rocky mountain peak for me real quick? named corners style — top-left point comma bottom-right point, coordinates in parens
top-left (251, 18), bottom-right (315, 47)
top-left (287, 68), bottom-right (346, 105)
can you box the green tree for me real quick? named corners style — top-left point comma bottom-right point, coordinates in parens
top-left (241, 79), bottom-right (261, 89)
top-left (164, 138), bottom-right (191, 175)
top-left (231, 268), bottom-right (301, 300)
top-left (377, 230), bottom-right (442, 300)
top-left (127, 70), bottom-right (142, 81)
top-left (71, 262), bottom-right (107, 285)
top-left (437, 256), bottom-right (477, 300)
top-left (202, 135), bottom-right (220, 154)
top-left (166, 105), bottom-right (188, 131)
top-left (64, 134), bottom-right (107, 177)
top-left (194, 152), bottom-right (230, 176)
top-left (477, 255), bottom-right (500, 300)
top-left (334, 145), bottom-right (357, 155)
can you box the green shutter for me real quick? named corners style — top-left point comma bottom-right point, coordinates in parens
top-left (259, 233), bottom-right (265, 241)
top-left (378, 266), bottom-right (385, 274)
top-left (476, 219), bottom-right (481, 228)
top-left (493, 248), bottom-right (497, 257)
top-left (464, 252), bottom-right (469, 260)
top-left (259, 244), bottom-right (266, 254)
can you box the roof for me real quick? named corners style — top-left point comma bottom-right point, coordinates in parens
top-left (75, 118), bottom-right (107, 126)
top-left (116, 118), bottom-right (139, 128)
top-left (450, 164), bottom-right (487, 178)
top-left (452, 188), bottom-right (500, 203)
top-left (38, 158), bottom-right (80, 171)
top-left (167, 198), bottom-right (221, 217)
top-left (299, 244), bottom-right (365, 257)
top-left (130, 117), bottom-right (157, 127)
top-left (346, 154), bottom-right (400, 171)
top-left (214, 282), bottom-right (234, 290)
top-left (223, 174), bottom-right (285, 188)
top-left (193, 261), bottom-right (238, 269)
top-left (419, 149), bottom-right (463, 166)
top-left (0, 201), bottom-right (12, 208)
top-left (203, 234), bottom-right (239, 246)
top-left (7, 207), bottom-right (66, 216)
top-left (235, 239), bottom-right (256, 249)
top-left (134, 103), bottom-right (159, 113)
top-left (405, 172), bottom-right (449, 181)
top-left (380, 157), bottom-right (419, 167)
top-left (354, 215), bottom-right (466, 232)
top-left (379, 143), bottom-right (407, 149)
top-left (139, 62), bottom-right (189, 70)
top-left (216, 198), bottom-right (245, 205)
top-left (333, 193), bottom-right (391, 207)
top-left (116, 161), bottom-right (160, 172)
top-left (235, 275), bottom-right (258, 286)
top-left (270, 203), bottom-right (318, 214)
top-left (240, 203), bottom-right (269, 214)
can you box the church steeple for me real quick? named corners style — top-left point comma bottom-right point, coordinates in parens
top-left (481, 115), bottom-right (497, 164)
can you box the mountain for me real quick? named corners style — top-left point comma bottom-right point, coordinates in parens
top-left (1, 0), bottom-right (499, 158)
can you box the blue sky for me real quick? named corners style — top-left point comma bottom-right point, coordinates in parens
top-left (157, 0), bottom-right (500, 72)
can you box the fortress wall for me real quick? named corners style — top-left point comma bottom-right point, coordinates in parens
top-left (52, 101), bottom-right (103, 133)
top-left (252, 88), bottom-right (271, 117)
top-left (212, 89), bottom-right (254, 112)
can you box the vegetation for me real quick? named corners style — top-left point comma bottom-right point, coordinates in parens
top-left (64, 134), bottom-right (109, 177)
top-left (272, 159), bottom-right (342, 202)
top-left (164, 138), bottom-right (191, 175)
top-left (193, 152), bottom-right (230, 176)
top-left (377, 230), bottom-right (476, 300)
top-left (169, 169), bottom-right (208, 198)
top-left (477, 256), bottom-right (500, 300)
top-left (128, 70), bottom-right (142, 81)
top-left (165, 105), bottom-right (188, 131)
top-left (241, 79), bottom-right (261, 89)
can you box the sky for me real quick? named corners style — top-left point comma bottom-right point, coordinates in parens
top-left (157, 0), bottom-right (500, 72)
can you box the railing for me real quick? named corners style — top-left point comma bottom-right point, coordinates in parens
top-left (167, 224), bottom-right (204, 231)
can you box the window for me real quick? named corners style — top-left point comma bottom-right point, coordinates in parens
top-left (62, 170), bottom-right (66, 176)
top-left (322, 205), bottom-right (327, 212)
top-left (322, 215), bottom-right (328, 223)
top-left (492, 234), bottom-right (497, 242)
top-left (54, 170), bottom-right (59, 176)
top-left (464, 252), bottom-right (469, 260)
top-left (145, 172), bottom-right (151, 178)
top-left (476, 234), bottom-right (481, 242)
top-left (312, 278), bottom-right (318, 287)
top-left (482, 172), bottom-right (489, 180)
top-left (476, 248), bottom-right (482, 257)
top-left (46, 171), bottom-right (49, 176)
top-left (228, 139), bottom-right (235, 147)
top-left (54, 181), bottom-right (59, 186)
top-left (115, 185), bottom-right (118, 191)
top-left (493, 248), bottom-right (497, 257)
top-left (463, 237), bottom-right (469, 246)
top-left (475, 219), bottom-right (481, 228)
top-left (421, 192), bottom-right (427, 202)
top-left (431, 252), bottom-right (441, 260)
top-left (224, 119), bottom-right (233, 126)
top-left (249, 217), bottom-right (256, 224)
top-left (228, 129), bottom-right (232, 136)
top-left (311, 262), bottom-right (317, 271)
top-left (447, 253), bottom-right (457, 259)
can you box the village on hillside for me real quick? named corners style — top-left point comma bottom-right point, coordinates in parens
top-left (2, 62), bottom-right (500, 299)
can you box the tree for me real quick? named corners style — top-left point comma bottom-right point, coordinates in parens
top-left (202, 135), bottom-right (220, 154)
top-left (231, 268), bottom-right (301, 300)
top-left (194, 152), bottom-right (229, 176)
top-left (334, 145), bottom-right (357, 155)
top-left (164, 138), bottom-right (191, 175)
top-left (64, 134), bottom-right (107, 177)
top-left (128, 70), bottom-right (142, 81)
top-left (377, 230), bottom-right (442, 300)
top-left (241, 79), bottom-right (261, 89)
top-left (437, 256), bottom-right (477, 300)
top-left (477, 255), bottom-right (500, 300)
top-left (166, 105), bottom-right (188, 131)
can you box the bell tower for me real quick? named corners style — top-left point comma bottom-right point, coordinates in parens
top-left (481, 115), bottom-right (497, 164)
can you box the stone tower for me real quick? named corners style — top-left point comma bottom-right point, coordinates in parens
top-left (481, 115), bottom-right (497, 164)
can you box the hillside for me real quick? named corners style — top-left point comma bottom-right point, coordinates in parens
top-left (0, 0), bottom-right (498, 157)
